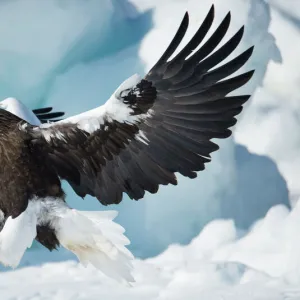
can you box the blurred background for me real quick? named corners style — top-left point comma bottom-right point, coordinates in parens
top-left (0, 0), bottom-right (298, 267)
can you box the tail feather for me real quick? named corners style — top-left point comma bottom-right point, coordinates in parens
top-left (56, 209), bottom-right (134, 283)
top-left (80, 211), bottom-right (133, 258)
top-left (77, 247), bottom-right (134, 282)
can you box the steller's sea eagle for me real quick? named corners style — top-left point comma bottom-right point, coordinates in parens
top-left (0, 5), bottom-right (254, 282)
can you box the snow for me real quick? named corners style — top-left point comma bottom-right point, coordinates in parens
top-left (2, 202), bottom-right (300, 299)
top-left (234, 2), bottom-right (300, 201)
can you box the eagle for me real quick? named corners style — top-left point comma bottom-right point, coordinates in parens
top-left (0, 6), bottom-right (254, 282)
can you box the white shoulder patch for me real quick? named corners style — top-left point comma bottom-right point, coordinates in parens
top-left (39, 74), bottom-right (149, 135)
top-left (114, 74), bottom-right (141, 99)
top-left (0, 97), bottom-right (41, 125)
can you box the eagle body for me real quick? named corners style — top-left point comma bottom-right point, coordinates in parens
top-left (0, 6), bottom-right (255, 282)
top-left (0, 109), bottom-right (63, 249)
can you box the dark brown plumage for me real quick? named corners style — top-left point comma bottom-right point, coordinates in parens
top-left (0, 109), bottom-right (64, 250)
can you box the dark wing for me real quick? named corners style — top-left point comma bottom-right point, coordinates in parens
top-left (32, 107), bottom-right (65, 123)
top-left (28, 5), bottom-right (255, 205)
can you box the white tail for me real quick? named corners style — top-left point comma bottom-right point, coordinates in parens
top-left (55, 208), bottom-right (134, 283)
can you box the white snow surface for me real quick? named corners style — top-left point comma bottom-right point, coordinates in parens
top-left (2, 202), bottom-right (300, 299)
top-left (234, 1), bottom-right (300, 202)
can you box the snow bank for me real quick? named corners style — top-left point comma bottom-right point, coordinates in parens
top-left (2, 202), bottom-right (300, 299)
top-left (234, 1), bottom-right (300, 201)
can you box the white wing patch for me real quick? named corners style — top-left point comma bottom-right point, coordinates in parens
top-left (42, 130), bottom-right (66, 143)
top-left (39, 74), bottom-right (150, 136)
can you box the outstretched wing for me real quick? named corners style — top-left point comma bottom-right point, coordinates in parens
top-left (28, 6), bottom-right (255, 205)
top-left (32, 107), bottom-right (65, 123)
